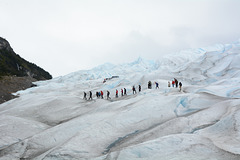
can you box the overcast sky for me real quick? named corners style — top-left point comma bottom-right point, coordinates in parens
top-left (1, 0), bottom-right (240, 77)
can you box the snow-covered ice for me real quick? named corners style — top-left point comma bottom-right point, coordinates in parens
top-left (1, 40), bottom-right (240, 159)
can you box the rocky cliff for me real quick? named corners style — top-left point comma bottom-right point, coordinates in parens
top-left (0, 37), bottom-right (52, 80)
top-left (0, 37), bottom-right (52, 103)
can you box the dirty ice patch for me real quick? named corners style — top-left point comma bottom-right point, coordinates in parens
top-left (196, 107), bottom-right (240, 154)
top-left (99, 134), bottom-right (240, 160)
top-left (0, 115), bottom-right (49, 149)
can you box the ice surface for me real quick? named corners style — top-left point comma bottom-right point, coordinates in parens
top-left (0, 41), bottom-right (240, 159)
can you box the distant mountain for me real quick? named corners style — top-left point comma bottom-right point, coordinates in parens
top-left (0, 37), bottom-right (52, 80)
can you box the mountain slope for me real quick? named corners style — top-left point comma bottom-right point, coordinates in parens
top-left (0, 37), bottom-right (52, 80)
top-left (0, 37), bottom-right (52, 103)
top-left (0, 40), bottom-right (240, 159)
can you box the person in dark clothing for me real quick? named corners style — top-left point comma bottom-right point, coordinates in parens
top-left (107, 90), bottom-right (111, 100)
top-left (175, 78), bottom-right (178, 88)
top-left (89, 91), bottom-right (92, 100)
top-left (124, 88), bottom-right (127, 95)
top-left (116, 89), bottom-right (118, 98)
top-left (96, 92), bottom-right (99, 98)
top-left (139, 85), bottom-right (141, 92)
top-left (132, 86), bottom-right (136, 94)
top-left (83, 92), bottom-right (87, 100)
top-left (155, 82), bottom-right (159, 89)
top-left (148, 81), bottom-right (152, 89)
top-left (121, 89), bottom-right (124, 96)
top-left (179, 82), bottom-right (182, 91)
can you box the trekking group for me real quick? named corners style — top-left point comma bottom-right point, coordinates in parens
top-left (83, 78), bottom-right (182, 100)
top-left (168, 78), bottom-right (182, 91)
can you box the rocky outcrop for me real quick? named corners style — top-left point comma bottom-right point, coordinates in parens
top-left (0, 37), bottom-right (52, 104)
top-left (0, 76), bottom-right (37, 104)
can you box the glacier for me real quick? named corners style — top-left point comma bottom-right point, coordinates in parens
top-left (0, 40), bottom-right (240, 159)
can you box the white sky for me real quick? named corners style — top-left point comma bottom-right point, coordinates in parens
top-left (1, 0), bottom-right (240, 77)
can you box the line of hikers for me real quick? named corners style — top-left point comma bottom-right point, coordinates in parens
top-left (95, 88), bottom-right (127, 100)
top-left (84, 87), bottom-right (137, 100)
top-left (83, 79), bottom-right (182, 100)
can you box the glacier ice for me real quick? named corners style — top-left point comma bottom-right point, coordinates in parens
top-left (1, 40), bottom-right (240, 159)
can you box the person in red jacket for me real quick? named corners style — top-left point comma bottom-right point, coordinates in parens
top-left (172, 80), bottom-right (175, 87)
top-left (116, 89), bottom-right (118, 98)
top-left (101, 90), bottom-right (103, 99)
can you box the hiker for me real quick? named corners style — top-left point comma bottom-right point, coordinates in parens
top-left (148, 81), bottom-right (152, 89)
top-left (172, 80), bottom-right (175, 88)
top-left (116, 89), bottom-right (118, 98)
top-left (139, 85), bottom-right (141, 92)
top-left (98, 92), bottom-right (101, 98)
top-left (168, 81), bottom-right (170, 87)
top-left (96, 92), bottom-right (99, 98)
top-left (124, 88), bottom-right (127, 95)
top-left (83, 92), bottom-right (87, 100)
top-left (155, 82), bottom-right (159, 89)
top-left (179, 82), bottom-right (182, 91)
top-left (121, 89), bottom-right (124, 96)
top-left (107, 90), bottom-right (111, 100)
top-left (89, 91), bottom-right (92, 100)
top-left (175, 78), bottom-right (178, 88)
top-left (132, 86), bottom-right (136, 94)
top-left (101, 91), bottom-right (104, 99)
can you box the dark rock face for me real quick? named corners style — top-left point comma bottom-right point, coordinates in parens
top-left (0, 37), bottom-right (52, 104)
top-left (0, 37), bottom-right (13, 51)
top-left (0, 37), bottom-right (52, 80)
top-left (0, 76), bottom-right (37, 104)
